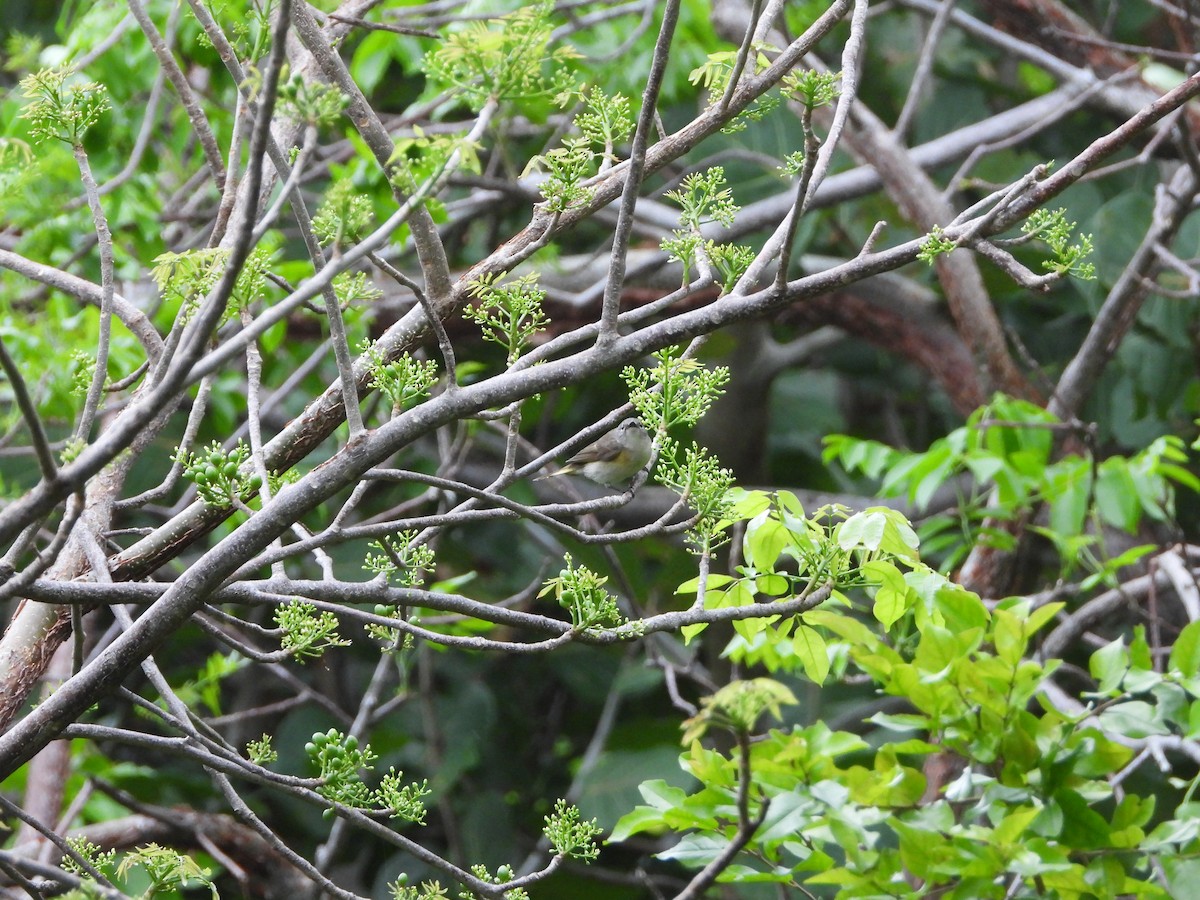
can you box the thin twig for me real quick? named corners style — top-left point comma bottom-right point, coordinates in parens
top-left (800, 0), bottom-right (868, 215)
top-left (671, 731), bottom-right (770, 900)
top-left (370, 251), bottom-right (459, 391)
top-left (128, 0), bottom-right (225, 187)
top-left (719, 0), bottom-right (766, 114)
top-left (596, 0), bottom-right (682, 346)
top-left (0, 493), bottom-right (85, 604)
top-left (0, 336), bottom-right (58, 481)
top-left (70, 144), bottom-right (115, 447)
top-left (893, 0), bottom-right (955, 138)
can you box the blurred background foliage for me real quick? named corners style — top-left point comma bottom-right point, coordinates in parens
top-left (3, 0), bottom-right (1200, 897)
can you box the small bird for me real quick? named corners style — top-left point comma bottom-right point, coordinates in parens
top-left (536, 418), bottom-right (653, 488)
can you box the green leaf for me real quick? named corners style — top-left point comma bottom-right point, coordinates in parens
top-left (877, 450), bottom-right (928, 498)
top-left (992, 608), bottom-right (1025, 665)
top-left (1084, 856), bottom-right (1128, 897)
top-left (1158, 460), bottom-right (1200, 493)
top-left (1146, 804), bottom-right (1200, 848)
top-left (863, 560), bottom-right (910, 629)
top-left (903, 443), bottom-right (957, 510)
top-left (1130, 626), bottom-right (1154, 670)
top-left (776, 490), bottom-right (806, 516)
top-left (727, 488), bottom-right (772, 519)
top-left (994, 806), bottom-right (1040, 845)
top-left (1108, 794), bottom-right (1153, 848)
top-left (1054, 789), bottom-right (1112, 850)
top-left (1095, 457), bottom-right (1141, 532)
top-left (350, 30), bottom-right (396, 93)
top-left (1163, 856), bottom-right (1200, 897)
top-left (867, 711), bottom-right (930, 732)
top-left (1098, 701), bottom-right (1170, 738)
top-left (609, 805), bottom-right (666, 842)
top-left (837, 509), bottom-right (883, 551)
top-left (636, 779), bottom-right (688, 812)
top-left (913, 624), bottom-right (963, 676)
top-left (887, 738), bottom-right (940, 754)
top-left (755, 573), bottom-right (790, 596)
top-left (1023, 601), bottom-right (1065, 637)
top-left (657, 833), bottom-right (729, 866)
top-left (872, 584), bottom-right (907, 630)
top-left (724, 581), bottom-right (755, 608)
top-left (1170, 620), bottom-right (1200, 677)
top-left (732, 614), bottom-right (768, 641)
top-left (676, 573), bottom-right (735, 594)
top-left (1065, 727), bottom-right (1134, 777)
top-left (1188, 699), bottom-right (1200, 739)
top-left (962, 452), bottom-right (1007, 485)
top-left (792, 624), bottom-right (829, 685)
top-left (802, 608), bottom-right (879, 648)
top-left (823, 434), bottom-right (897, 479)
top-left (715, 863), bottom-right (796, 883)
top-left (931, 582), bottom-right (991, 634)
top-left (754, 791), bottom-right (817, 844)
top-left (1044, 455), bottom-right (1091, 537)
top-left (1089, 639), bottom-right (1129, 693)
top-left (745, 513), bottom-right (789, 570)
top-left (839, 507), bottom-right (920, 558)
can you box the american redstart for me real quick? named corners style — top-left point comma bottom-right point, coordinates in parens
top-left (536, 418), bottom-right (653, 488)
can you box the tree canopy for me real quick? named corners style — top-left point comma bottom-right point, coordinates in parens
top-left (3, 0), bottom-right (1200, 898)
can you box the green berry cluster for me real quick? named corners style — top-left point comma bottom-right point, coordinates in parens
top-left (175, 440), bottom-right (262, 507)
top-left (305, 729), bottom-right (431, 824)
top-left (306, 728), bottom-right (377, 813)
